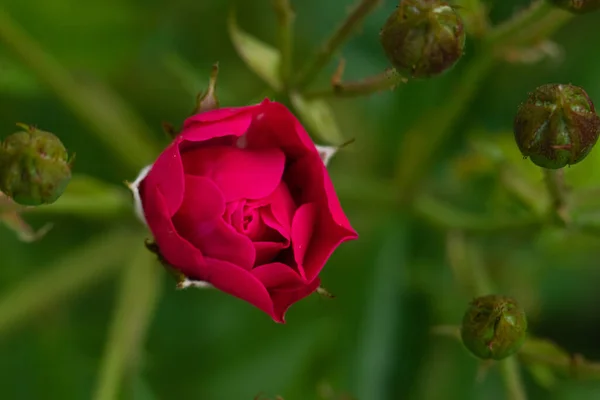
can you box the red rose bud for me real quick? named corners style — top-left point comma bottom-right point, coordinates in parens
top-left (0, 124), bottom-right (72, 206)
top-left (461, 295), bottom-right (527, 360)
top-left (379, 0), bottom-right (466, 78)
top-left (514, 84), bottom-right (600, 169)
top-left (130, 99), bottom-right (358, 323)
top-left (549, 0), bottom-right (600, 14)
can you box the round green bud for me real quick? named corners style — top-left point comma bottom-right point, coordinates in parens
top-left (0, 124), bottom-right (72, 206)
top-left (379, 0), bottom-right (466, 78)
top-left (549, 0), bottom-right (600, 14)
top-left (514, 84), bottom-right (600, 169)
top-left (461, 295), bottom-right (527, 361)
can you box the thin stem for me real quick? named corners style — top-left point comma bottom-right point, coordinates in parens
top-left (394, 52), bottom-right (495, 204)
top-left (271, 0), bottom-right (294, 88)
top-left (485, 1), bottom-right (554, 46)
top-left (0, 9), bottom-right (161, 173)
top-left (393, 1), bottom-right (572, 205)
top-left (295, 0), bottom-right (382, 89)
top-left (0, 228), bottom-right (140, 337)
top-left (500, 357), bottom-right (528, 400)
top-left (92, 245), bottom-right (162, 400)
top-left (485, 1), bottom-right (573, 50)
top-left (304, 68), bottom-right (406, 99)
top-left (416, 194), bottom-right (541, 233)
top-left (542, 168), bottom-right (570, 225)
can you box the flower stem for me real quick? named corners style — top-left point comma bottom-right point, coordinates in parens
top-left (303, 68), bottom-right (407, 99)
top-left (393, 1), bottom-right (572, 205)
top-left (294, 0), bottom-right (382, 89)
top-left (271, 0), bottom-right (294, 88)
top-left (500, 357), bottom-right (528, 400)
top-left (394, 51), bottom-right (495, 204)
top-left (542, 168), bottom-right (570, 225)
top-left (92, 244), bottom-right (162, 400)
top-left (0, 228), bottom-right (140, 337)
top-left (0, 9), bottom-right (161, 173)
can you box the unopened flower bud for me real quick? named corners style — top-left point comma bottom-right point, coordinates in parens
top-left (379, 0), bottom-right (465, 78)
top-left (549, 0), bottom-right (600, 14)
top-left (461, 295), bottom-right (527, 360)
top-left (0, 124), bottom-right (73, 206)
top-left (514, 84), bottom-right (600, 169)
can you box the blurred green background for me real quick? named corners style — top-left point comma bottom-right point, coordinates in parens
top-left (2, 0), bottom-right (600, 399)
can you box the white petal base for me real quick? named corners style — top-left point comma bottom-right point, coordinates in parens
top-left (127, 165), bottom-right (152, 226)
top-left (315, 144), bottom-right (338, 166)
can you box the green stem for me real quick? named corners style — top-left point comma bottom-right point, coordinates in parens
top-left (0, 228), bottom-right (140, 337)
top-left (542, 168), bottom-right (570, 225)
top-left (303, 68), bottom-right (406, 99)
top-left (485, 1), bottom-right (554, 46)
top-left (294, 0), bottom-right (382, 89)
top-left (92, 244), bottom-right (162, 400)
top-left (393, 1), bottom-right (572, 205)
top-left (0, 9), bottom-right (161, 173)
top-left (500, 357), bottom-right (528, 400)
top-left (394, 52), bottom-right (495, 204)
top-left (416, 193), bottom-right (541, 233)
top-left (271, 0), bottom-right (294, 88)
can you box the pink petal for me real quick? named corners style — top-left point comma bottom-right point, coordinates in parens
top-left (254, 241), bottom-right (286, 266)
top-left (141, 185), bottom-right (206, 280)
top-left (245, 100), bottom-right (319, 159)
top-left (285, 154), bottom-right (356, 235)
top-left (252, 262), bottom-right (304, 288)
top-left (252, 262), bottom-right (320, 322)
top-left (302, 217), bottom-right (356, 282)
top-left (181, 105), bottom-right (261, 143)
top-left (176, 175), bottom-right (226, 222)
top-left (261, 208), bottom-right (291, 243)
top-left (173, 214), bottom-right (256, 270)
top-left (290, 202), bottom-right (318, 279)
top-left (143, 139), bottom-right (185, 216)
top-left (204, 257), bottom-right (280, 322)
top-left (181, 146), bottom-right (285, 202)
top-left (266, 182), bottom-right (296, 234)
top-left (271, 278), bottom-right (321, 323)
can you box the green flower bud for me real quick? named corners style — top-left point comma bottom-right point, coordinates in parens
top-left (379, 0), bottom-right (466, 78)
top-left (461, 295), bottom-right (527, 360)
top-left (514, 84), bottom-right (600, 169)
top-left (0, 124), bottom-right (73, 206)
top-left (549, 0), bottom-right (600, 14)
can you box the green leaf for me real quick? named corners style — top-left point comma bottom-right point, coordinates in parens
top-left (289, 93), bottom-right (343, 145)
top-left (228, 9), bottom-right (282, 91)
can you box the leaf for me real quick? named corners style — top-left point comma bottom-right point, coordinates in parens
top-left (290, 93), bottom-right (343, 145)
top-left (228, 9), bottom-right (282, 91)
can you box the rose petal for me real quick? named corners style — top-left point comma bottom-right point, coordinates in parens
top-left (142, 185), bottom-right (206, 280)
top-left (181, 146), bottom-right (285, 202)
top-left (254, 241), bottom-right (286, 266)
top-left (271, 278), bottom-right (321, 323)
top-left (286, 154), bottom-right (356, 235)
top-left (290, 202), bottom-right (318, 279)
top-left (176, 175), bottom-right (226, 221)
top-left (252, 262), bottom-right (304, 288)
top-left (252, 262), bottom-right (320, 322)
top-left (302, 217), bottom-right (356, 282)
top-left (204, 257), bottom-right (279, 322)
top-left (266, 182), bottom-right (296, 234)
top-left (174, 214), bottom-right (256, 270)
top-left (245, 100), bottom-right (318, 159)
top-left (143, 139), bottom-right (185, 216)
top-left (181, 105), bottom-right (261, 143)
